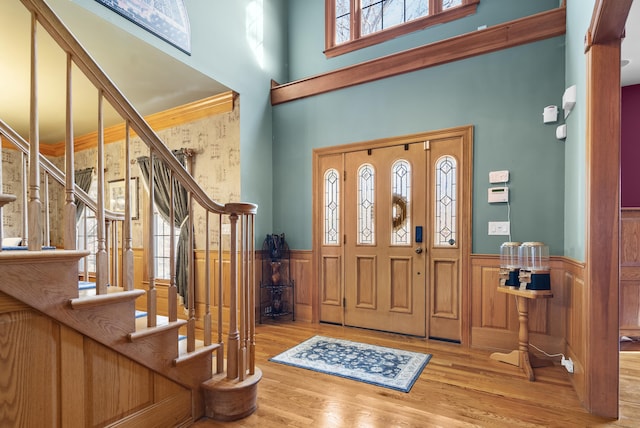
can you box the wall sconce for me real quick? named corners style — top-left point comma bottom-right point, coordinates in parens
top-left (563, 85), bottom-right (576, 119)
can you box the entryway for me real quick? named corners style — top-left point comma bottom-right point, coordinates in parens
top-left (313, 126), bottom-right (472, 342)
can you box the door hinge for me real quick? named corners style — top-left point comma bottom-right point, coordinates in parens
top-left (343, 234), bottom-right (346, 244)
top-left (343, 297), bottom-right (346, 307)
top-left (344, 170), bottom-right (346, 181)
top-left (424, 140), bottom-right (430, 150)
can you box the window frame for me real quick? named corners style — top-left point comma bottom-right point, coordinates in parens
top-left (324, 0), bottom-right (480, 58)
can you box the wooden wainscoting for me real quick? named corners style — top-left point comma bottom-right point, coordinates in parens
top-left (562, 257), bottom-right (587, 404)
top-left (290, 250), bottom-right (313, 322)
top-left (0, 291), bottom-right (192, 427)
top-left (470, 254), bottom-right (586, 400)
top-left (133, 248), bottom-right (313, 338)
top-left (470, 255), bottom-right (580, 356)
top-left (254, 250), bottom-right (314, 323)
top-left (621, 208), bottom-right (640, 337)
top-left (134, 248), bottom-right (232, 334)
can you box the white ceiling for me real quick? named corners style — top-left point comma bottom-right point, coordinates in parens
top-left (0, 1), bottom-right (229, 145)
top-left (0, 2), bottom-right (638, 146)
top-left (622, 0), bottom-right (640, 86)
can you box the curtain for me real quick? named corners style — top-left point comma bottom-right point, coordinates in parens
top-left (137, 150), bottom-right (190, 304)
top-left (74, 167), bottom-right (94, 223)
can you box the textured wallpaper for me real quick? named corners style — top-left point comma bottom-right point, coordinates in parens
top-left (2, 97), bottom-right (240, 250)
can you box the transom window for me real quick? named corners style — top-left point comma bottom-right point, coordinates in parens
top-left (326, 0), bottom-right (478, 57)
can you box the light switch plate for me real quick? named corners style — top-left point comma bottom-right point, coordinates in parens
top-left (488, 221), bottom-right (510, 236)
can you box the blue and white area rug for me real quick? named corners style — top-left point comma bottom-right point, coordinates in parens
top-left (269, 335), bottom-right (431, 392)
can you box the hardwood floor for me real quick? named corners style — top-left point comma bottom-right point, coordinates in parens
top-left (194, 322), bottom-right (640, 427)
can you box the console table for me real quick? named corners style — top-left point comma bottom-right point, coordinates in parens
top-left (490, 286), bottom-right (553, 381)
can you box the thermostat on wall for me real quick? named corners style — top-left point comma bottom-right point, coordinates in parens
top-left (488, 186), bottom-right (509, 203)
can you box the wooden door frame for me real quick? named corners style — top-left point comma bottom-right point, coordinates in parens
top-left (583, 0), bottom-right (632, 418)
top-left (312, 125), bottom-right (473, 345)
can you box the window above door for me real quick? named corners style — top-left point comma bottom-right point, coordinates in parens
top-left (325, 0), bottom-right (479, 57)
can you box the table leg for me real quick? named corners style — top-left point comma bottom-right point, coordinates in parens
top-left (516, 296), bottom-right (535, 381)
top-left (489, 296), bottom-right (536, 381)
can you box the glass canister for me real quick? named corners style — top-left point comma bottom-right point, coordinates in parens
top-left (500, 242), bottom-right (521, 269)
top-left (519, 242), bottom-right (549, 272)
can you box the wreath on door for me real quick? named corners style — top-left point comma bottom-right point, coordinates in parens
top-left (392, 194), bottom-right (407, 229)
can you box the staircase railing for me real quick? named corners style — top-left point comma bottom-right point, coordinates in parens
top-left (3, 0), bottom-right (257, 385)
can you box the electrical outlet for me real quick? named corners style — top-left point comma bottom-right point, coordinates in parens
top-left (488, 221), bottom-right (510, 236)
top-left (561, 356), bottom-right (574, 374)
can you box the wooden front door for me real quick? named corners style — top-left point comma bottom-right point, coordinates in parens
top-left (343, 143), bottom-right (426, 336)
top-left (316, 127), bottom-right (471, 342)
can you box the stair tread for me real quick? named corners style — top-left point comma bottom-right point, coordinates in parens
top-left (174, 342), bottom-right (220, 366)
top-left (69, 288), bottom-right (144, 309)
top-left (128, 318), bottom-right (187, 341)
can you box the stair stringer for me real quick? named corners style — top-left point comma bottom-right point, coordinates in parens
top-left (0, 250), bottom-right (215, 420)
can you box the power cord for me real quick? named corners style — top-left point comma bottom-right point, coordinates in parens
top-left (513, 296), bottom-right (574, 373)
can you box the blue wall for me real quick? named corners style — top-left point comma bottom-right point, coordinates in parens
top-left (55, 0), bottom-right (289, 242)
top-left (563, 0), bottom-right (595, 262)
top-left (54, 0), bottom-right (569, 255)
top-left (274, 1), bottom-right (566, 253)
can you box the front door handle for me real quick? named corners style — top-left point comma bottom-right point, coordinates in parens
top-left (415, 247), bottom-right (423, 254)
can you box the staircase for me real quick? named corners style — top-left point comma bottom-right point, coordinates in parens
top-left (0, 0), bottom-right (259, 426)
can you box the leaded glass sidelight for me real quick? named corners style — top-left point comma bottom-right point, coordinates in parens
top-left (324, 168), bottom-right (340, 245)
top-left (358, 163), bottom-right (375, 245)
top-left (391, 159), bottom-right (411, 245)
top-left (434, 155), bottom-right (457, 246)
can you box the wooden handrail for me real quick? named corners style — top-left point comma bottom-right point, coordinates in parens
top-left (19, 0), bottom-right (255, 217)
top-left (3, 2), bottom-right (260, 413)
top-left (0, 118), bottom-right (124, 222)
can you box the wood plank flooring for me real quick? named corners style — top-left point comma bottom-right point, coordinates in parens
top-left (194, 322), bottom-right (640, 427)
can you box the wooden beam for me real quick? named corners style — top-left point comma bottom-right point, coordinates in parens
top-left (582, 0), bottom-right (631, 419)
top-left (586, 0), bottom-right (632, 49)
top-left (271, 7), bottom-right (566, 105)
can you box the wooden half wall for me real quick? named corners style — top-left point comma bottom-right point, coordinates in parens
top-left (0, 291), bottom-right (192, 427)
top-left (620, 208), bottom-right (640, 337)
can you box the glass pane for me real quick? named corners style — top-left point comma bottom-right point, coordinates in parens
top-left (324, 168), bottom-right (340, 245)
top-left (442, 0), bottom-right (463, 10)
top-left (383, 0), bottom-right (404, 29)
top-left (336, 0), bottom-right (350, 44)
top-left (406, 0), bottom-right (429, 20)
top-left (391, 160), bottom-right (411, 245)
top-left (154, 212), bottom-right (179, 279)
top-left (361, 0), bottom-right (383, 35)
top-left (358, 163), bottom-right (375, 245)
top-left (336, 14), bottom-right (351, 44)
top-left (336, 0), bottom-right (350, 16)
top-left (434, 155), bottom-right (457, 246)
top-left (77, 178), bottom-right (98, 273)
